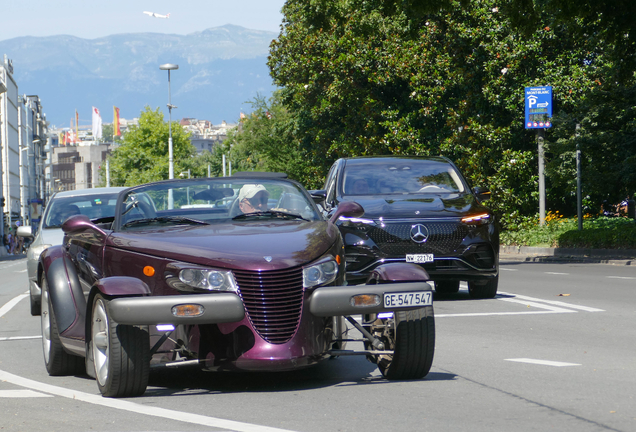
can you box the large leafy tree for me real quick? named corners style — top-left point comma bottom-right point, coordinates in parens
top-left (546, 81), bottom-right (636, 210)
top-left (102, 107), bottom-right (196, 186)
top-left (268, 0), bottom-right (616, 225)
top-left (220, 92), bottom-right (322, 187)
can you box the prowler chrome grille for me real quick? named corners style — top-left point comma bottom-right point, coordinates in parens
top-left (233, 267), bottom-right (304, 344)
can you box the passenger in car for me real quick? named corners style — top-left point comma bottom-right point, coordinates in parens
top-left (52, 204), bottom-right (81, 225)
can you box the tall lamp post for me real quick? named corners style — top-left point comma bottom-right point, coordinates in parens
top-left (159, 63), bottom-right (178, 208)
top-left (159, 63), bottom-right (178, 179)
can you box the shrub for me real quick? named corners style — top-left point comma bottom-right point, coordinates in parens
top-left (501, 214), bottom-right (636, 248)
top-left (557, 218), bottom-right (636, 249)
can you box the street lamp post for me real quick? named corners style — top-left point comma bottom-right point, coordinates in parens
top-left (159, 63), bottom-right (178, 208)
top-left (159, 63), bottom-right (179, 179)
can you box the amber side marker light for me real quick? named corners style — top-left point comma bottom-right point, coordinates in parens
top-left (350, 294), bottom-right (381, 308)
top-left (171, 304), bottom-right (205, 317)
top-left (461, 213), bottom-right (491, 223)
top-left (143, 266), bottom-right (155, 277)
top-left (335, 255), bottom-right (341, 265)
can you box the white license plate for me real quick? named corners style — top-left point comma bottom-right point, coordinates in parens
top-left (406, 254), bottom-right (434, 263)
top-left (384, 291), bottom-right (433, 308)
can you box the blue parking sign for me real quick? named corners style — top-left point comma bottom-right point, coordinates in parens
top-left (525, 86), bottom-right (552, 129)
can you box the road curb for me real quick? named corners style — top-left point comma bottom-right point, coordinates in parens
top-left (500, 246), bottom-right (636, 265)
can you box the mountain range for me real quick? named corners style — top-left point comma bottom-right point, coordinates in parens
top-left (0, 25), bottom-right (278, 128)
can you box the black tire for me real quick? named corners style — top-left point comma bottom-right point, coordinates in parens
top-left (91, 294), bottom-right (150, 397)
top-left (468, 276), bottom-right (498, 299)
top-left (371, 306), bottom-right (435, 380)
top-left (41, 278), bottom-right (84, 376)
top-left (30, 292), bottom-right (41, 316)
top-left (435, 280), bottom-right (460, 294)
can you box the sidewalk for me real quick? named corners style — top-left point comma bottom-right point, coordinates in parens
top-left (500, 245), bottom-right (636, 265)
top-left (0, 248), bottom-right (27, 261)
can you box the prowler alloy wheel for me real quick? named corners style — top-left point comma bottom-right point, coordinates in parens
top-left (91, 294), bottom-right (150, 397)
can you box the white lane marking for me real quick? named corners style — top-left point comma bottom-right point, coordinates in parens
top-left (0, 369), bottom-right (295, 432)
top-left (545, 272), bottom-right (569, 275)
top-left (607, 276), bottom-right (636, 280)
top-left (500, 268), bottom-right (518, 271)
top-left (498, 298), bottom-right (575, 312)
top-left (15, 269), bottom-right (27, 273)
top-left (437, 311), bottom-right (570, 317)
top-left (498, 292), bottom-right (605, 312)
top-left (436, 292), bottom-right (604, 317)
top-left (0, 389), bottom-right (53, 398)
top-left (0, 294), bottom-right (28, 319)
top-left (505, 358), bottom-right (581, 367)
top-left (0, 336), bottom-right (42, 341)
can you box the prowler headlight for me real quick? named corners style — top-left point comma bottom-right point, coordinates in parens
top-left (303, 258), bottom-right (338, 288)
top-left (178, 268), bottom-right (238, 292)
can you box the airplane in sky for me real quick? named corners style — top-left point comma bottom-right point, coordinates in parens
top-left (143, 11), bottom-right (171, 19)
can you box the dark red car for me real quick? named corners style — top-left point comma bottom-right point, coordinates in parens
top-left (39, 174), bottom-right (435, 397)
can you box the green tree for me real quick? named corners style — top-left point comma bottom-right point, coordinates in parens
top-left (503, 0), bottom-right (636, 47)
top-left (268, 0), bottom-right (613, 225)
top-left (546, 82), bottom-right (636, 212)
top-left (101, 107), bottom-right (195, 186)
top-left (221, 92), bottom-right (323, 187)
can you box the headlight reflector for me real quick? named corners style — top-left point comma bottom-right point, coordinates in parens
top-left (178, 268), bottom-right (237, 292)
top-left (303, 259), bottom-right (338, 288)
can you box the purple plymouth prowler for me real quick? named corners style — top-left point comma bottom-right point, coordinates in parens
top-left (39, 173), bottom-right (435, 397)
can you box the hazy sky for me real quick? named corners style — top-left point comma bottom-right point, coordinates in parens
top-left (0, 0), bottom-right (286, 41)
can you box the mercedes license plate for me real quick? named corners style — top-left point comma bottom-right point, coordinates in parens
top-left (384, 291), bottom-right (433, 308)
top-left (406, 253), bottom-right (434, 263)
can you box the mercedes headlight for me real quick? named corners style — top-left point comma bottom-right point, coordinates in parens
top-left (461, 213), bottom-right (492, 226)
top-left (337, 216), bottom-right (376, 229)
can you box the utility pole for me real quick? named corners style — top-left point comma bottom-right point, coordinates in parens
top-left (576, 124), bottom-right (582, 230)
top-left (538, 129), bottom-right (545, 226)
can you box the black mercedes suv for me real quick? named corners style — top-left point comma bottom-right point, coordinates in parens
top-left (314, 156), bottom-right (499, 298)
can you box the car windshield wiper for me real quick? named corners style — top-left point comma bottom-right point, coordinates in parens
top-left (122, 216), bottom-right (209, 228)
top-left (232, 210), bottom-right (309, 221)
top-left (91, 216), bottom-right (115, 224)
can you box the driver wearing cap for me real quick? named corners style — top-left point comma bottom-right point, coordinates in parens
top-left (238, 184), bottom-right (270, 214)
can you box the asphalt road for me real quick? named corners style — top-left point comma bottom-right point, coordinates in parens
top-left (1, 257), bottom-right (635, 432)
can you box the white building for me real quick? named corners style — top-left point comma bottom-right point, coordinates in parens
top-left (1, 55), bottom-right (19, 235)
top-left (19, 96), bottom-right (48, 225)
top-left (180, 118), bottom-right (236, 153)
top-left (0, 54), bottom-right (50, 249)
